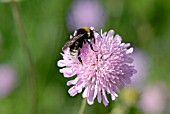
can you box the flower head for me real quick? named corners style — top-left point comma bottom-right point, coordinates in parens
top-left (57, 28), bottom-right (136, 106)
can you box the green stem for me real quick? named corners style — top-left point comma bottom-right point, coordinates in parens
top-left (78, 98), bottom-right (87, 114)
top-left (11, 1), bottom-right (38, 114)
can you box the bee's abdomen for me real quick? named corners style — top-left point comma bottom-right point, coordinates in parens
top-left (69, 38), bottom-right (83, 57)
top-left (70, 48), bottom-right (78, 57)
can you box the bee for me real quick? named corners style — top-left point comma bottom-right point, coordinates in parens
top-left (62, 27), bottom-right (97, 63)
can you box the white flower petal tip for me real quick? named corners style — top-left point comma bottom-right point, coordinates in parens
top-left (107, 30), bottom-right (114, 37)
top-left (87, 99), bottom-right (94, 105)
top-left (57, 60), bottom-right (65, 67)
top-left (127, 48), bottom-right (134, 54)
top-left (57, 27), bottom-right (137, 106)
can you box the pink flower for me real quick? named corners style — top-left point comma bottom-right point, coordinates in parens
top-left (0, 64), bottom-right (17, 98)
top-left (57, 28), bottom-right (136, 106)
top-left (67, 0), bottom-right (106, 30)
top-left (130, 49), bottom-right (151, 88)
top-left (139, 84), bottom-right (168, 114)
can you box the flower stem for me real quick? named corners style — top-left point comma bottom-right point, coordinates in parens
top-left (78, 98), bottom-right (87, 114)
top-left (10, 1), bottom-right (38, 114)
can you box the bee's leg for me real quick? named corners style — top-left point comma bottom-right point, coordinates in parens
top-left (77, 50), bottom-right (83, 64)
top-left (78, 57), bottom-right (83, 64)
top-left (87, 40), bottom-right (97, 52)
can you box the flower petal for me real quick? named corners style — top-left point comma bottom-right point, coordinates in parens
top-left (113, 35), bottom-right (122, 45)
top-left (87, 85), bottom-right (95, 105)
top-left (102, 88), bottom-right (109, 106)
top-left (67, 78), bottom-right (79, 86)
top-left (107, 30), bottom-right (114, 38)
top-left (68, 86), bottom-right (78, 96)
top-left (60, 68), bottom-right (76, 77)
top-left (97, 90), bottom-right (102, 103)
top-left (82, 86), bottom-right (89, 98)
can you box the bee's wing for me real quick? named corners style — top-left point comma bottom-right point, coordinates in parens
top-left (62, 34), bottom-right (85, 51)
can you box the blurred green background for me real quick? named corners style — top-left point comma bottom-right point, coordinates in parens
top-left (0, 0), bottom-right (170, 114)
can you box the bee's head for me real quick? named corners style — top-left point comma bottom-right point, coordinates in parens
top-left (76, 27), bottom-right (92, 38)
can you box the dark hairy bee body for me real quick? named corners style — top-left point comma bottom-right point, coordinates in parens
top-left (62, 27), bottom-right (96, 63)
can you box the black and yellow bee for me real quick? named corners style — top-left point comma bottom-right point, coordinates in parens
top-left (62, 27), bottom-right (97, 63)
